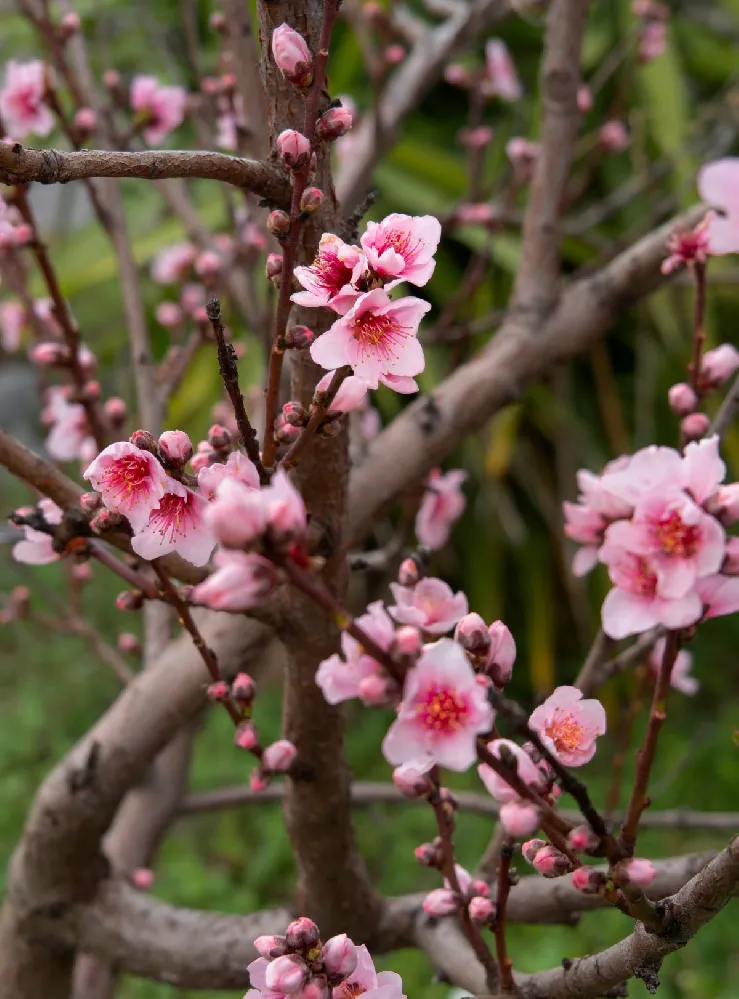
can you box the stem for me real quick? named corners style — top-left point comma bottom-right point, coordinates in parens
top-left (279, 366), bottom-right (352, 472)
top-left (493, 841), bottom-right (515, 993)
top-left (261, 0), bottom-right (339, 468)
top-left (620, 630), bottom-right (680, 854)
top-left (88, 542), bottom-right (160, 600)
top-left (689, 260), bottom-right (707, 397)
top-left (206, 297), bottom-right (269, 484)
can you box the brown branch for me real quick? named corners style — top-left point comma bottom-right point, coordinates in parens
top-left (493, 842), bottom-right (515, 993)
top-left (0, 143), bottom-right (289, 203)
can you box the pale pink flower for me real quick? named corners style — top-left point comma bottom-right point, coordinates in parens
top-left (266, 469), bottom-right (307, 538)
top-left (478, 739), bottom-right (545, 803)
top-left (310, 289), bottom-right (429, 391)
top-left (599, 446), bottom-right (682, 509)
top-left (415, 468), bottom-right (467, 550)
top-left (130, 75), bottom-right (187, 145)
top-left (600, 550), bottom-right (702, 638)
top-left (191, 550), bottom-right (277, 611)
top-left (12, 498), bottom-right (62, 565)
top-left (131, 480), bottom-right (215, 566)
top-left (206, 477), bottom-right (268, 548)
top-left (197, 449), bottom-right (260, 500)
top-left (330, 945), bottom-right (405, 999)
top-left (700, 344), bottom-right (739, 389)
top-left (316, 371), bottom-right (368, 413)
top-left (151, 242), bottom-right (196, 283)
top-left (382, 638), bottom-right (494, 771)
top-left (388, 577), bottom-right (468, 635)
top-left (528, 687), bottom-right (606, 767)
top-left (315, 600), bottom-right (395, 704)
top-left (599, 120), bottom-right (630, 153)
top-left (697, 159), bottom-right (739, 255)
top-left (483, 40), bottom-right (522, 102)
top-left (0, 300), bottom-right (25, 352)
top-left (44, 388), bottom-right (94, 463)
top-left (499, 801), bottom-right (540, 837)
top-left (271, 24), bottom-right (313, 89)
top-left (360, 213), bottom-right (441, 288)
top-left (292, 234), bottom-right (365, 313)
top-left (696, 573), bottom-right (739, 621)
top-left (0, 61), bottom-right (53, 139)
top-left (681, 436), bottom-right (726, 505)
top-left (84, 441), bottom-right (169, 531)
top-left (649, 637), bottom-right (699, 696)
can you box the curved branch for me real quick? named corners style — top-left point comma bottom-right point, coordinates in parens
top-left (0, 143), bottom-right (289, 204)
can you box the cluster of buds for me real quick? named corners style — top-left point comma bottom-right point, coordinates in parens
top-left (275, 400), bottom-right (308, 446)
top-left (667, 343), bottom-right (739, 442)
top-left (422, 862), bottom-right (495, 926)
top-left (522, 839), bottom-right (574, 878)
top-left (453, 611), bottom-right (516, 687)
top-left (250, 919), bottom-right (362, 999)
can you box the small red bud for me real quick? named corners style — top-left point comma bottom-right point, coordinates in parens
top-left (267, 210), bottom-right (291, 237)
top-left (116, 590), bottom-right (144, 612)
top-left (129, 429), bottom-right (158, 452)
top-left (208, 423), bottom-right (232, 450)
top-left (266, 253), bottom-right (283, 282)
top-left (283, 325), bottom-right (315, 350)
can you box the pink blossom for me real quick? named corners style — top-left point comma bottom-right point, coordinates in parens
top-left (360, 214), bottom-right (441, 288)
top-left (477, 739), bottom-right (544, 803)
top-left (415, 468), bottom-right (467, 550)
top-left (151, 242), bottom-right (196, 283)
top-left (0, 61), bottom-right (53, 139)
top-left (292, 234), bottom-right (365, 313)
top-left (0, 300), bottom-right (25, 351)
top-left (455, 203), bottom-right (496, 225)
top-left (649, 637), bottom-right (699, 696)
top-left (316, 371), bottom-right (368, 413)
top-left (468, 896), bottom-right (495, 922)
top-left (601, 550), bottom-right (703, 638)
top-left (700, 344), bottom-right (739, 389)
top-left (499, 801), bottom-right (540, 837)
top-left (206, 477), bottom-right (268, 547)
top-left (277, 129), bottom-right (311, 169)
top-left (388, 577), bottom-right (468, 635)
top-left (267, 469), bottom-right (307, 538)
top-left (12, 498), bottom-right (63, 565)
top-left (483, 40), bottom-right (522, 102)
top-left (697, 159), bottom-right (739, 255)
top-left (528, 687), bottom-right (606, 767)
top-left (315, 106), bottom-right (353, 141)
top-left (75, 107), bottom-right (96, 132)
top-left (661, 220), bottom-right (711, 275)
top-left (84, 441), bottom-right (169, 530)
top-left (130, 480), bottom-right (215, 566)
top-left (506, 138), bottom-right (540, 183)
top-left (531, 844), bottom-right (572, 877)
top-left (315, 600), bottom-right (395, 704)
top-left (382, 638), bottom-right (494, 771)
top-left (44, 388), bottom-right (94, 463)
top-left (422, 888), bottom-right (458, 916)
top-left (577, 85), bottom-right (593, 113)
top-left (322, 934), bottom-right (358, 979)
top-left (265, 955), bottom-right (308, 994)
top-left (486, 620), bottom-right (517, 686)
top-left (392, 759), bottom-right (434, 798)
top-left (599, 120), bottom-right (630, 153)
top-left (271, 24), bottom-right (313, 88)
top-left (331, 945), bottom-right (405, 999)
top-left (235, 721), bottom-right (259, 750)
top-left (198, 449), bottom-right (260, 499)
top-left (667, 383), bottom-right (698, 416)
top-left (191, 550), bottom-right (276, 610)
top-left (131, 868), bottom-right (155, 891)
top-left (155, 302), bottom-right (183, 327)
top-left (310, 289), bottom-right (429, 391)
top-left (262, 739), bottom-right (297, 772)
top-left (130, 75), bottom-right (187, 145)
top-left (696, 573), bottom-right (739, 621)
top-left (458, 126), bottom-right (494, 149)
top-left (614, 857), bottom-right (656, 889)
top-left (158, 429), bottom-right (192, 466)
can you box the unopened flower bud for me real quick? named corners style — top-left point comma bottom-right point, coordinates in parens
top-left (576, 84), bottom-right (593, 113)
top-left (90, 508), bottom-right (123, 533)
top-left (80, 491), bottom-right (102, 513)
top-left (266, 253), bottom-right (284, 282)
top-left (300, 187), bottom-right (324, 214)
top-left (206, 680), bottom-right (230, 701)
top-left (250, 769), bottom-right (271, 792)
top-left (454, 612), bottom-right (491, 655)
top-left (393, 762), bottom-right (433, 799)
top-left (275, 418), bottom-right (301, 445)
top-left (104, 396), bottom-right (127, 424)
top-left (82, 379), bottom-right (101, 401)
top-left (422, 888), bottom-right (458, 916)
top-left (232, 671), bottom-right (256, 704)
top-left (277, 128), bottom-right (311, 169)
top-left (358, 672), bottom-right (396, 706)
top-left (282, 401), bottom-right (308, 427)
top-left (532, 845), bottom-right (572, 878)
top-left (298, 978), bottom-right (330, 999)
top-left (283, 325), bottom-right (315, 350)
top-left (117, 632), bottom-right (140, 654)
top-left (444, 64), bottom-right (470, 88)
top-left (129, 428), bottom-right (158, 452)
top-left (103, 68), bottom-right (122, 90)
top-left (272, 24), bottom-right (314, 89)
top-left (208, 423), bottom-right (232, 450)
top-left (268, 210), bottom-right (291, 237)
top-left (397, 557), bottom-right (419, 586)
top-left (31, 342), bottom-right (67, 366)
top-left (499, 801), bottom-right (540, 838)
top-left (116, 590), bottom-right (144, 612)
top-left (156, 301), bottom-right (184, 327)
top-left (521, 839), bottom-right (547, 864)
top-left (321, 934), bottom-right (358, 980)
top-left (668, 382), bottom-right (697, 416)
top-left (190, 451), bottom-right (211, 472)
top-left (75, 106), bottom-right (96, 132)
top-left (59, 11), bottom-right (81, 38)
top-left (131, 867), bottom-right (154, 890)
top-left (262, 739), bottom-right (297, 772)
top-left (487, 620), bottom-right (516, 686)
top-left (414, 840), bottom-right (441, 866)
top-left (613, 857), bottom-right (657, 889)
top-left (568, 824), bottom-right (600, 853)
top-left (468, 896), bottom-right (495, 922)
top-left (701, 344), bottom-right (739, 389)
top-left (234, 721), bottom-right (259, 751)
top-left (285, 916), bottom-right (320, 951)
top-left (599, 120), bottom-right (630, 153)
top-left (394, 625), bottom-right (421, 656)
top-left (265, 954), bottom-right (309, 994)
top-left (315, 106), bottom-right (353, 142)
top-left (71, 562), bottom-right (93, 584)
top-left (681, 412), bottom-right (710, 442)
top-left (571, 866), bottom-right (607, 895)
top-left (254, 934), bottom-right (290, 959)
top-left (159, 429), bottom-right (193, 466)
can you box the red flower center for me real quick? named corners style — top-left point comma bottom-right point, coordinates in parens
top-left (147, 492), bottom-right (195, 542)
top-left (385, 229), bottom-right (421, 262)
top-left (352, 311), bottom-right (407, 361)
top-left (415, 684), bottom-right (468, 734)
top-left (654, 511), bottom-right (700, 558)
top-left (104, 454), bottom-right (151, 501)
top-left (314, 249), bottom-right (353, 293)
top-left (339, 984), bottom-right (366, 999)
top-left (632, 556), bottom-right (658, 596)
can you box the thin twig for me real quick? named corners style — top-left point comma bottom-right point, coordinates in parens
top-left (688, 260), bottom-right (707, 397)
top-left (279, 366), bottom-right (352, 472)
top-left (493, 841), bottom-right (515, 993)
top-left (88, 542), bottom-right (160, 600)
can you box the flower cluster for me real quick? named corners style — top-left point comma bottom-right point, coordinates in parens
top-left (294, 214), bottom-right (441, 393)
top-left (247, 919), bottom-right (405, 999)
top-left (564, 435), bottom-right (739, 639)
top-left (422, 863), bottom-right (493, 921)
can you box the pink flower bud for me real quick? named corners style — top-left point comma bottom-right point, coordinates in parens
top-left (395, 625), bottom-right (421, 656)
top-left (532, 845), bottom-right (572, 878)
top-left (321, 934), bottom-right (358, 979)
top-left (315, 106), bottom-right (353, 142)
top-left (487, 620), bottom-right (516, 686)
top-left (210, 11), bottom-right (227, 32)
top-left (80, 491), bottom-right (102, 513)
top-left (397, 557), bottom-right (419, 586)
top-left (393, 762), bottom-right (433, 798)
top-left (268, 210), bottom-right (292, 236)
top-left (571, 866), bottom-right (607, 894)
top-left (265, 954), bottom-right (309, 994)
top-left (458, 126), bottom-right (494, 150)
top-left (117, 632), bottom-right (140, 654)
top-left (275, 418), bottom-right (301, 445)
top-left (300, 187), bottom-right (324, 213)
top-left (567, 825), bottom-right (600, 853)
top-left (103, 68), bottom-right (122, 89)
top-left (599, 120), bottom-right (630, 153)
top-left (277, 128), bottom-right (312, 170)
top-left (468, 896), bottom-right (495, 922)
top-left (522, 838), bottom-right (547, 864)
top-left (385, 44), bottom-right (405, 65)
top-left (266, 253), bottom-right (284, 282)
top-left (60, 11), bottom-right (82, 36)
top-left (104, 397), bottom-right (127, 424)
top-left (286, 916), bottom-right (320, 950)
top-left (31, 342), bottom-right (67, 366)
top-left (614, 857), bottom-right (656, 889)
top-left (444, 64), bottom-right (470, 88)
top-left (414, 841), bottom-right (440, 866)
top-left (668, 382), bottom-right (697, 416)
top-left (358, 672), bottom-right (396, 706)
top-left (315, 372), bottom-right (367, 413)
top-left (454, 612), bottom-right (491, 655)
top-left (250, 769), bottom-right (271, 792)
top-left (262, 739), bottom-right (297, 772)
top-left (284, 324), bottom-right (315, 350)
top-left (499, 801), bottom-right (540, 838)
top-left (681, 412), bottom-right (710, 442)
top-left (232, 672), bottom-right (256, 703)
top-left (158, 429), bottom-right (193, 466)
top-left (190, 451), bottom-right (211, 472)
top-left (156, 301), bottom-right (184, 327)
top-left (195, 250), bottom-right (221, 277)
top-left (422, 888), bottom-right (459, 916)
top-left (272, 24), bottom-right (314, 88)
top-left (206, 680), bottom-right (230, 701)
top-left (75, 107), bottom-right (96, 132)
top-left (71, 562), bottom-right (93, 584)
top-left (208, 423), bottom-right (232, 450)
top-left (131, 867), bottom-right (154, 890)
top-left (701, 344), bottom-right (739, 388)
top-left (235, 721), bottom-right (259, 751)
top-left (129, 428), bottom-right (158, 452)
top-left (254, 934), bottom-right (289, 959)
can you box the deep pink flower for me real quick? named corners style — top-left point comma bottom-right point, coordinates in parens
top-left (0, 300), bottom-right (25, 352)
top-left (310, 289), bottom-right (429, 391)
top-left (382, 638), bottom-right (495, 771)
top-left (388, 577), bottom-right (468, 635)
top-left (360, 214), bottom-right (441, 288)
top-left (271, 24), bottom-right (313, 88)
top-left (478, 738), bottom-right (544, 803)
top-left (415, 468), bottom-right (467, 551)
top-left (316, 371), bottom-right (368, 413)
top-left (601, 550), bottom-right (702, 638)
top-left (191, 550), bottom-right (277, 611)
top-left (697, 159), bottom-right (739, 256)
top-left (12, 498), bottom-right (62, 565)
top-left (197, 449), bottom-right (260, 500)
top-left (130, 75), bottom-right (187, 145)
top-left (84, 441), bottom-right (169, 530)
top-left (292, 234), bottom-right (365, 313)
top-left (528, 687), bottom-right (606, 767)
top-left (331, 945), bottom-right (405, 999)
top-left (131, 480), bottom-right (215, 566)
top-left (499, 801), bottom-right (540, 838)
top-left (649, 637), bottom-right (699, 696)
top-left (151, 242), bottom-right (196, 283)
top-left (482, 40), bottom-right (522, 102)
top-left (315, 600), bottom-right (395, 704)
top-left (0, 61), bottom-right (53, 139)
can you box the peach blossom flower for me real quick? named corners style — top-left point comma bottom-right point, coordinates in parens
top-left (0, 61), bottom-right (53, 138)
top-left (649, 637), bottom-right (699, 696)
top-left (150, 242), bottom-right (196, 284)
top-left (191, 551), bottom-right (277, 611)
top-left (84, 441), bottom-right (169, 529)
top-left (697, 158), bottom-right (739, 256)
top-left (389, 577), bottom-right (468, 635)
top-left (415, 468), bottom-right (467, 550)
top-left (600, 550), bottom-right (703, 638)
top-left (482, 39), bottom-right (522, 102)
top-left (528, 686), bottom-right (606, 767)
top-left (478, 738), bottom-right (545, 802)
top-left (12, 498), bottom-right (62, 565)
top-left (330, 945), bottom-right (405, 999)
top-left (130, 75), bottom-right (187, 145)
top-left (131, 481), bottom-right (215, 566)
top-left (315, 600), bottom-right (395, 704)
top-left (292, 234), bottom-right (365, 313)
top-left (360, 213), bottom-right (441, 288)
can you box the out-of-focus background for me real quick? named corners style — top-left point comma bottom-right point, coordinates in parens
top-left (1, 1), bottom-right (738, 996)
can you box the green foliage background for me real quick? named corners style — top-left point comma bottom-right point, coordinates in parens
top-left (1, 1), bottom-right (739, 997)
